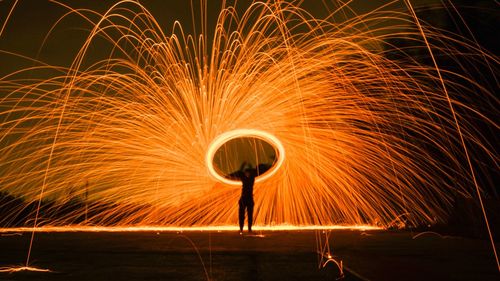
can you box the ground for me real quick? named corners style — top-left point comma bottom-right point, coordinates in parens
top-left (0, 229), bottom-right (498, 281)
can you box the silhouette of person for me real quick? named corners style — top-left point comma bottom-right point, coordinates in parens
top-left (234, 161), bottom-right (256, 234)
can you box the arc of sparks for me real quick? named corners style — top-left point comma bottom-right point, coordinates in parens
top-left (0, 0), bottom-right (497, 229)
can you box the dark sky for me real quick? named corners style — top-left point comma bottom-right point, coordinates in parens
top-left (1, 0), bottom-right (496, 75)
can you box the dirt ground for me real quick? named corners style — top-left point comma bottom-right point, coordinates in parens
top-left (0, 229), bottom-right (498, 281)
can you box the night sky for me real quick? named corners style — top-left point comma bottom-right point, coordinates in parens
top-left (1, 0), bottom-right (496, 77)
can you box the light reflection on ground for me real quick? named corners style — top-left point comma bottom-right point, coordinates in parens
top-left (0, 224), bottom-right (382, 233)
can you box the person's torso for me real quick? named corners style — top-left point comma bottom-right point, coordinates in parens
top-left (240, 175), bottom-right (254, 199)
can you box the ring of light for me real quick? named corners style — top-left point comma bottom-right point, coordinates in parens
top-left (206, 129), bottom-right (285, 185)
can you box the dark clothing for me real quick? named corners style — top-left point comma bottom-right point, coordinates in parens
top-left (231, 169), bottom-right (256, 201)
top-left (234, 164), bottom-right (256, 232)
top-left (239, 198), bottom-right (254, 232)
top-left (240, 172), bottom-right (255, 201)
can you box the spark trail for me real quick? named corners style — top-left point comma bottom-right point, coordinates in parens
top-left (0, 1), bottom-right (498, 231)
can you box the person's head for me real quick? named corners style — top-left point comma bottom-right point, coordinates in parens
top-left (244, 168), bottom-right (252, 177)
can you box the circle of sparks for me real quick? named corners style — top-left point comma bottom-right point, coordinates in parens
top-left (206, 129), bottom-right (285, 185)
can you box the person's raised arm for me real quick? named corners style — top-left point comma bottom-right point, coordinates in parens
top-left (228, 161), bottom-right (247, 180)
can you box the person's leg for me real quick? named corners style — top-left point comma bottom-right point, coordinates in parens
top-left (247, 202), bottom-right (254, 232)
top-left (238, 199), bottom-right (245, 233)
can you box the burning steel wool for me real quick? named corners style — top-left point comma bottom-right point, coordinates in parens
top-left (0, 1), bottom-right (498, 232)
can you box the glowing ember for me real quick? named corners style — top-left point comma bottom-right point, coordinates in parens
top-left (0, 266), bottom-right (51, 273)
top-left (0, 225), bottom-right (382, 233)
top-left (0, 1), bottom-right (497, 232)
top-left (0, 0), bottom-right (498, 272)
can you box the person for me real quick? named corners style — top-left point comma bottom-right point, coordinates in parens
top-left (234, 161), bottom-right (256, 234)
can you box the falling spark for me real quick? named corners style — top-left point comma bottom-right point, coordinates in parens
top-left (0, 0), bottom-right (497, 232)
